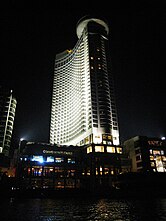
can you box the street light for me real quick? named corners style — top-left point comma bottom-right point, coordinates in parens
top-left (16, 138), bottom-right (24, 179)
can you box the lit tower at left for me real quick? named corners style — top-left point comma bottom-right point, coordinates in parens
top-left (0, 88), bottom-right (17, 156)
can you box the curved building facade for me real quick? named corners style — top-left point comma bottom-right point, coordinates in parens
top-left (50, 16), bottom-right (119, 146)
top-left (0, 89), bottom-right (17, 156)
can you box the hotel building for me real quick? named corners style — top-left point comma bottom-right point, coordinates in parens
top-left (50, 16), bottom-right (119, 146)
top-left (0, 88), bottom-right (17, 157)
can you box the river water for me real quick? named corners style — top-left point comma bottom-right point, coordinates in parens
top-left (0, 197), bottom-right (166, 221)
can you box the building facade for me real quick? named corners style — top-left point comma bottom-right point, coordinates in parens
top-left (50, 16), bottom-right (119, 146)
top-left (123, 136), bottom-right (166, 173)
top-left (16, 142), bottom-right (131, 190)
top-left (0, 88), bottom-right (17, 156)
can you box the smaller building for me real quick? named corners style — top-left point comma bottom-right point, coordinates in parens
top-left (16, 142), bottom-right (131, 191)
top-left (123, 136), bottom-right (166, 173)
top-left (82, 143), bottom-right (131, 191)
top-left (17, 142), bottom-right (83, 189)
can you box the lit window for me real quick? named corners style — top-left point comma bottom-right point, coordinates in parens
top-left (87, 146), bottom-right (92, 153)
top-left (153, 150), bottom-right (160, 155)
top-left (162, 156), bottom-right (166, 161)
top-left (150, 155), bottom-right (154, 160)
top-left (155, 156), bottom-right (165, 172)
top-left (161, 150), bottom-right (164, 155)
top-left (136, 155), bottom-right (141, 161)
top-left (151, 162), bottom-right (155, 167)
top-left (87, 170), bottom-right (90, 175)
top-left (107, 146), bottom-right (115, 153)
top-left (99, 167), bottom-right (102, 175)
top-left (110, 169), bottom-right (114, 175)
top-left (95, 146), bottom-right (104, 152)
top-left (104, 168), bottom-right (109, 175)
top-left (117, 147), bottom-right (122, 154)
top-left (46, 156), bottom-right (54, 162)
top-left (31, 156), bottom-right (44, 163)
top-left (55, 157), bottom-right (64, 163)
top-left (68, 158), bottom-right (75, 164)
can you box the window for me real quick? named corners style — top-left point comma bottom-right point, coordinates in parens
top-left (151, 162), bottom-right (155, 167)
top-left (135, 149), bottom-right (141, 154)
top-left (95, 146), bottom-right (104, 152)
top-left (43, 167), bottom-right (54, 177)
top-left (46, 156), bottom-right (54, 162)
top-left (136, 155), bottom-right (141, 161)
top-left (55, 157), bottom-right (64, 163)
top-left (107, 146), bottom-right (115, 153)
top-left (31, 156), bottom-right (44, 163)
top-left (150, 155), bottom-right (154, 161)
top-left (87, 146), bottom-right (92, 153)
top-left (31, 166), bottom-right (42, 176)
top-left (153, 150), bottom-right (160, 155)
top-left (68, 158), bottom-right (75, 164)
top-left (117, 147), bottom-right (122, 154)
top-left (137, 162), bottom-right (142, 168)
top-left (161, 150), bottom-right (164, 155)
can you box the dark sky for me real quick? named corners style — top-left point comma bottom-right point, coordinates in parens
top-left (1, 1), bottom-right (166, 144)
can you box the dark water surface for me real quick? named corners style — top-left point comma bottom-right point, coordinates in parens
top-left (0, 197), bottom-right (166, 221)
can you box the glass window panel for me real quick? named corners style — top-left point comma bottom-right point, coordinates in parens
top-left (150, 155), bottom-right (154, 160)
top-left (67, 158), bottom-right (75, 164)
top-left (155, 156), bottom-right (164, 172)
top-left (46, 156), bottom-right (54, 162)
top-left (95, 146), bottom-right (104, 152)
top-left (117, 147), bottom-right (122, 154)
top-left (87, 146), bottom-right (92, 153)
top-left (31, 156), bottom-right (44, 163)
top-left (153, 150), bottom-right (160, 155)
top-left (107, 146), bottom-right (116, 153)
top-left (55, 157), bottom-right (64, 163)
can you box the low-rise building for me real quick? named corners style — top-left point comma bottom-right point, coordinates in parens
top-left (123, 136), bottom-right (166, 173)
top-left (16, 142), bottom-right (131, 190)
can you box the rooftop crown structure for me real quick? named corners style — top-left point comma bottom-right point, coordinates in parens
top-left (50, 16), bottom-right (120, 146)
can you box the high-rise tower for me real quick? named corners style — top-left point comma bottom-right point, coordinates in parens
top-left (50, 16), bottom-right (119, 146)
top-left (0, 88), bottom-right (17, 156)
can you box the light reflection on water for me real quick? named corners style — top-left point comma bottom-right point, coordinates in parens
top-left (0, 197), bottom-right (166, 221)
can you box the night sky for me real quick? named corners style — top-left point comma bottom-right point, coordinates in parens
top-left (1, 1), bottom-right (166, 144)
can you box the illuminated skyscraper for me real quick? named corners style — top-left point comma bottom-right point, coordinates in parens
top-left (50, 16), bottom-right (119, 146)
top-left (0, 88), bottom-right (17, 156)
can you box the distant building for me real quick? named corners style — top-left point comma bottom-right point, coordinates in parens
top-left (123, 136), bottom-right (166, 172)
top-left (16, 142), bottom-right (131, 190)
top-left (0, 88), bottom-right (17, 157)
top-left (50, 16), bottom-right (119, 146)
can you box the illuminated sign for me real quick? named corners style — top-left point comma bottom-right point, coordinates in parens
top-left (43, 150), bottom-right (72, 155)
top-left (148, 141), bottom-right (162, 146)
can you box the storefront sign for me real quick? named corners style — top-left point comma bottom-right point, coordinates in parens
top-left (43, 150), bottom-right (73, 155)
